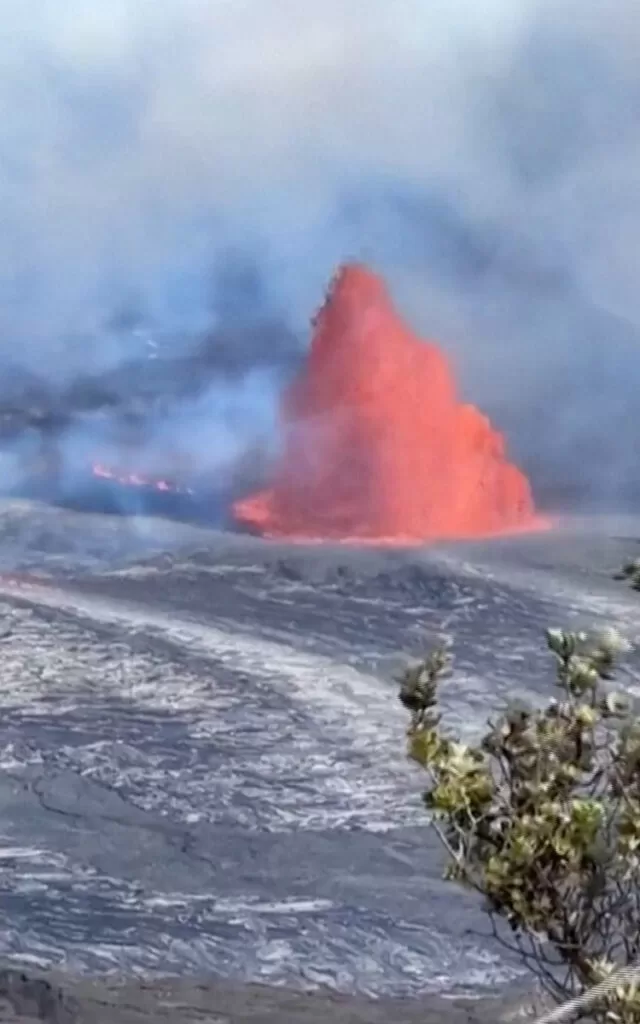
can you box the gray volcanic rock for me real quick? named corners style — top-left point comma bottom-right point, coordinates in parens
top-left (0, 965), bottom-right (543, 1023)
top-left (0, 502), bottom-right (636, 1003)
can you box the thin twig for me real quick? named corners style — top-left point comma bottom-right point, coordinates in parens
top-left (529, 959), bottom-right (640, 1024)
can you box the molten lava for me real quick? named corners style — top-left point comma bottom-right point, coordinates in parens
top-left (233, 264), bottom-right (542, 544)
top-left (92, 462), bottom-right (194, 495)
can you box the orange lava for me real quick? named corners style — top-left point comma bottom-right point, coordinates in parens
top-left (92, 462), bottom-right (194, 495)
top-left (233, 264), bottom-right (544, 544)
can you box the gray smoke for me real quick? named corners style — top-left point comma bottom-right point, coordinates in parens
top-left (0, 0), bottom-right (639, 511)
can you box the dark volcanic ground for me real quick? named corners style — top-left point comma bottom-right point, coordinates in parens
top-left (0, 502), bottom-right (638, 1012)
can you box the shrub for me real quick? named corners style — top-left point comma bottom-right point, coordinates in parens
top-left (615, 559), bottom-right (640, 592)
top-left (399, 621), bottom-right (640, 1023)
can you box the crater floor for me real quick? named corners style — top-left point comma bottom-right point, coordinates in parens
top-left (0, 501), bottom-right (637, 1002)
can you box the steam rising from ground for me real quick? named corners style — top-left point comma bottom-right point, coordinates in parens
top-left (1, 0), bottom-right (639, 508)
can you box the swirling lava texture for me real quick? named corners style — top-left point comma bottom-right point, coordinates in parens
top-left (0, 504), bottom-right (635, 997)
top-left (234, 265), bottom-right (542, 543)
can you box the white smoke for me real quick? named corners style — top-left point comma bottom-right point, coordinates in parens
top-left (0, 0), bottom-right (638, 506)
top-left (0, 0), bottom-right (550, 345)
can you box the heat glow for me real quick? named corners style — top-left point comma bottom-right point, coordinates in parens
top-left (91, 462), bottom-right (194, 495)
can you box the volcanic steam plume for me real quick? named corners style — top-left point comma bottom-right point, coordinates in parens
top-left (233, 265), bottom-right (540, 543)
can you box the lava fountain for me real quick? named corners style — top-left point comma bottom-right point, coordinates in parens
top-left (234, 264), bottom-right (544, 544)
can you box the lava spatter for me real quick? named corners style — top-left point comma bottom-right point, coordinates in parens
top-left (234, 264), bottom-right (541, 543)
